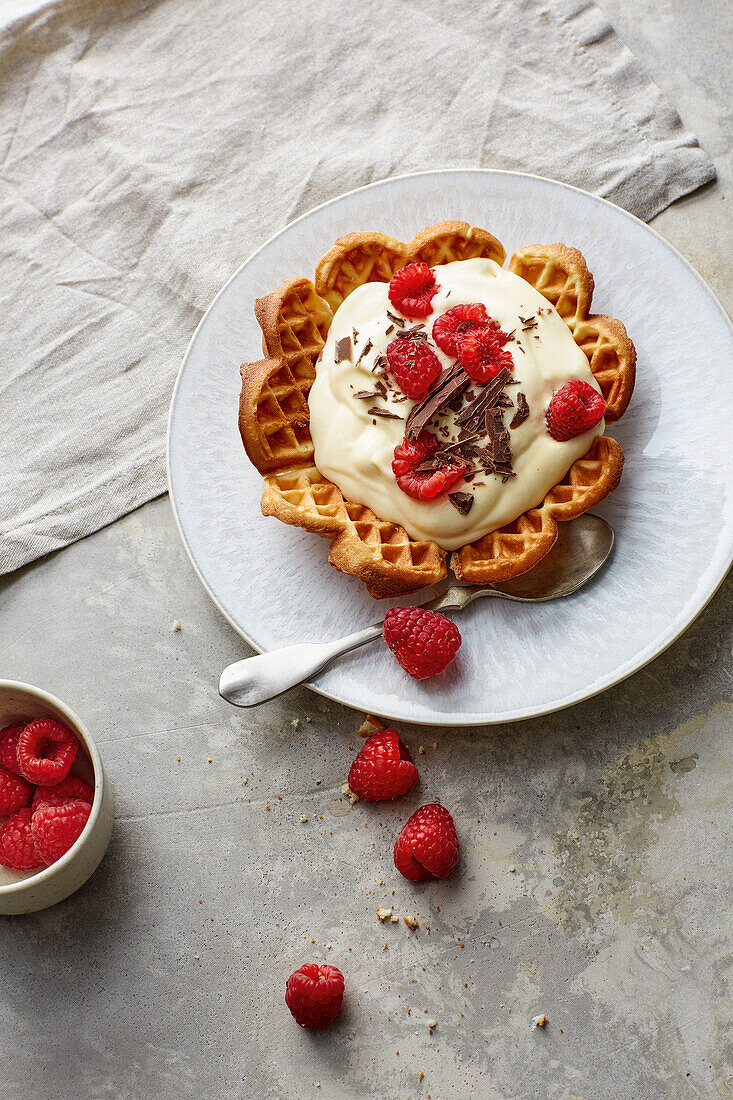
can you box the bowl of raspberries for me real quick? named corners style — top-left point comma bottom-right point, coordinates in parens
top-left (0, 680), bottom-right (113, 915)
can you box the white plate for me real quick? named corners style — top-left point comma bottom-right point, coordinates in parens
top-left (168, 170), bottom-right (733, 726)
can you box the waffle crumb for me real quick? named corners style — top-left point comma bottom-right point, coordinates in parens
top-left (341, 781), bottom-right (360, 804)
top-left (390, 914), bottom-right (399, 923)
top-left (299, 815), bottom-right (308, 823)
top-left (508, 865), bottom-right (517, 873)
top-left (418, 1072), bottom-right (424, 1082)
top-left (291, 718), bottom-right (301, 730)
top-left (426, 1018), bottom-right (437, 1029)
top-left (418, 745), bottom-right (426, 755)
top-left (357, 715), bottom-right (386, 738)
top-left (377, 907), bottom-right (393, 922)
top-left (404, 914), bottom-right (419, 931)
top-left (172, 621), bottom-right (182, 632)
top-left (532, 1014), bottom-right (548, 1028)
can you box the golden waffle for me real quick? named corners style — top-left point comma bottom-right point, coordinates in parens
top-left (315, 221), bottom-right (506, 312)
top-left (238, 224), bottom-right (635, 597)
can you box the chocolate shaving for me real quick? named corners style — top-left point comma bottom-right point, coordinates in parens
top-left (509, 392), bottom-right (530, 429)
top-left (367, 407), bottom-right (403, 420)
top-left (454, 368), bottom-right (511, 430)
top-left (372, 353), bottom-right (388, 375)
top-left (385, 324), bottom-right (395, 335)
top-left (496, 393), bottom-right (514, 408)
top-left (484, 407), bottom-right (512, 465)
top-left (386, 310), bottom-right (405, 327)
top-left (353, 390), bottom-right (379, 400)
top-left (448, 492), bottom-right (474, 516)
top-left (354, 338), bottom-right (373, 367)
top-left (335, 336), bottom-right (352, 363)
top-left (405, 365), bottom-right (470, 439)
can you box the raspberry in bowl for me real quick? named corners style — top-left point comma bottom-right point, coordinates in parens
top-left (0, 680), bottom-right (113, 915)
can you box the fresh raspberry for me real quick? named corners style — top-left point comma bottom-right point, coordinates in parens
top-left (392, 431), bottom-right (466, 501)
top-left (388, 262), bottom-right (439, 318)
top-left (457, 322), bottom-right (513, 382)
top-left (546, 378), bottom-right (606, 441)
top-left (32, 775), bottom-right (94, 813)
top-left (393, 803), bottom-right (460, 882)
top-left (432, 303), bottom-right (489, 356)
top-left (0, 724), bottom-right (25, 774)
top-left (31, 798), bottom-right (91, 865)
top-left (0, 765), bottom-right (33, 817)
top-left (285, 963), bottom-right (345, 1028)
top-left (0, 807), bottom-right (42, 871)
top-left (385, 336), bottom-right (442, 400)
top-left (383, 606), bottom-right (461, 679)
top-left (16, 719), bottom-right (78, 786)
top-left (348, 729), bottom-right (419, 801)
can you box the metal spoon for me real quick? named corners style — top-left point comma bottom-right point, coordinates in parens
top-left (219, 513), bottom-right (614, 708)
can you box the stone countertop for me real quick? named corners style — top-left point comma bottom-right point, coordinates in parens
top-left (1, 3), bottom-right (731, 1097)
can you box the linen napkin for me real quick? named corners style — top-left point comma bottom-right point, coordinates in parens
top-left (0, 0), bottom-right (714, 574)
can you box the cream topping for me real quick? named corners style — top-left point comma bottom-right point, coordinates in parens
top-left (308, 258), bottom-right (603, 550)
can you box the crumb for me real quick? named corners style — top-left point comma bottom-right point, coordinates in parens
top-left (207, 758), bottom-right (212, 764)
top-left (357, 715), bottom-right (385, 738)
top-left (426, 1018), bottom-right (437, 1029)
top-left (418, 1071), bottom-right (424, 1082)
top-left (418, 745), bottom-right (426, 755)
top-left (176, 756), bottom-right (181, 762)
top-left (377, 907), bottom-right (393, 922)
top-left (532, 1014), bottom-right (548, 1028)
top-left (341, 781), bottom-right (359, 804)
top-left (300, 815), bottom-right (308, 823)
top-left (508, 865), bottom-right (516, 873)
top-left (315, 778), bottom-right (322, 785)
top-left (432, 741), bottom-right (438, 750)
top-left (291, 718), bottom-right (301, 730)
top-left (404, 914), bottom-right (419, 931)
top-left (390, 914), bottom-right (399, 923)
top-left (172, 620), bottom-right (182, 632)
top-left (242, 778), bottom-right (248, 785)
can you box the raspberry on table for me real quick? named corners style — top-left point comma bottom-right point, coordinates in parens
top-left (0, 724), bottom-right (25, 774)
top-left (385, 336), bottom-right (442, 400)
top-left (0, 765), bottom-right (33, 817)
top-left (285, 963), bottom-right (345, 1029)
top-left (546, 378), bottom-right (606, 441)
top-left (0, 807), bottom-right (43, 871)
top-left (348, 729), bottom-right (419, 801)
top-left (388, 262), bottom-right (439, 318)
top-left (32, 775), bottom-right (94, 813)
top-left (457, 322), bottom-right (513, 382)
top-left (31, 797), bottom-right (91, 865)
top-left (394, 803), bottom-right (460, 882)
top-left (392, 431), bottom-right (466, 501)
top-left (383, 606), bottom-right (461, 680)
top-left (432, 303), bottom-right (490, 357)
top-left (17, 719), bottom-right (79, 787)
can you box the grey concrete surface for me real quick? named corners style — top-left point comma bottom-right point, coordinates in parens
top-left (1, 2), bottom-right (732, 1097)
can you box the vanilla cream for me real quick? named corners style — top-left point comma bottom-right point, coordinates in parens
top-left (308, 258), bottom-right (603, 550)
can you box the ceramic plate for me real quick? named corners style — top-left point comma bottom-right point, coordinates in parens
top-left (168, 170), bottom-right (733, 725)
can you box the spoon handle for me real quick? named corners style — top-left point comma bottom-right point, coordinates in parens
top-left (218, 623), bottom-right (384, 707)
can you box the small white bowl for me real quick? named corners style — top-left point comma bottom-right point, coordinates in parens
top-left (0, 680), bottom-right (113, 915)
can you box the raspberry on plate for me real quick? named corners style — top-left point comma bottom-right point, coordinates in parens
top-left (285, 963), bottom-right (345, 1029)
top-left (32, 775), bottom-right (94, 813)
top-left (546, 379), bottom-right (606, 441)
top-left (392, 431), bottom-right (466, 501)
top-left (394, 803), bottom-right (460, 882)
top-left (388, 262), bottom-right (439, 318)
top-left (17, 719), bottom-right (78, 786)
top-left (0, 724), bottom-right (25, 775)
top-left (348, 729), bottom-right (419, 801)
top-left (31, 797), bottom-right (91, 865)
top-left (0, 807), bottom-right (43, 871)
top-left (383, 606), bottom-right (461, 680)
top-left (0, 765), bottom-right (33, 817)
top-left (432, 303), bottom-right (489, 356)
top-left (385, 336), bottom-right (442, 400)
top-left (457, 322), bottom-right (513, 382)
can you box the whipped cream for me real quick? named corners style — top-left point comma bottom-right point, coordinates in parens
top-left (308, 258), bottom-right (603, 550)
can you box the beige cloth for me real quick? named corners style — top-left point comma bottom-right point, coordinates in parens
top-left (0, 0), bottom-right (715, 574)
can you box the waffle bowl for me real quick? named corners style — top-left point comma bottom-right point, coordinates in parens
top-left (238, 222), bottom-right (635, 598)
